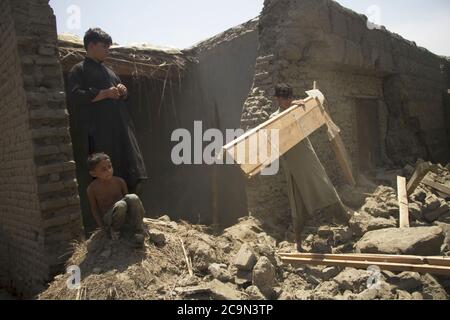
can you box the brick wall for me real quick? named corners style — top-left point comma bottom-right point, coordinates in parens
top-left (0, 0), bottom-right (83, 298)
top-left (241, 0), bottom-right (449, 227)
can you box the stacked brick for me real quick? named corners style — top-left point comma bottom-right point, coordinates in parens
top-left (0, 0), bottom-right (83, 297)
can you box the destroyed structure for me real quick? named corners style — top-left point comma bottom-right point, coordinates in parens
top-left (0, 0), bottom-right (449, 298)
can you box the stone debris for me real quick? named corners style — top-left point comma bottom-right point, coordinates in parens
top-left (38, 162), bottom-right (450, 300)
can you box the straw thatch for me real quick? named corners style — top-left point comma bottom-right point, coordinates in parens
top-left (57, 34), bottom-right (193, 81)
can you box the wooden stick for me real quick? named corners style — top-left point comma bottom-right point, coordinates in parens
top-left (179, 237), bottom-right (193, 277)
top-left (278, 252), bottom-right (450, 267)
top-left (397, 176), bottom-right (410, 228)
top-left (280, 256), bottom-right (450, 276)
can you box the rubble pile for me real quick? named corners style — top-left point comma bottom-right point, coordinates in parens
top-left (39, 161), bottom-right (450, 300)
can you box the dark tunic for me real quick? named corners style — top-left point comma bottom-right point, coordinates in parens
top-left (68, 57), bottom-right (148, 189)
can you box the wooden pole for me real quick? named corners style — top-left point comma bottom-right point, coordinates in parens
top-left (397, 176), bottom-right (410, 228)
top-left (279, 256), bottom-right (450, 276)
top-left (278, 252), bottom-right (450, 267)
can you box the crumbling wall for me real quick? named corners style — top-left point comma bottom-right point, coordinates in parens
top-left (241, 0), bottom-right (449, 227)
top-left (0, 0), bottom-right (83, 297)
top-left (137, 19), bottom-right (259, 227)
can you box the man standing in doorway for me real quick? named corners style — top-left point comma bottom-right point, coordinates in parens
top-left (271, 84), bottom-right (349, 252)
top-left (68, 28), bottom-right (148, 229)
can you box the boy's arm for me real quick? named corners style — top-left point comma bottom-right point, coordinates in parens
top-left (119, 178), bottom-right (129, 196)
top-left (68, 65), bottom-right (120, 105)
top-left (87, 187), bottom-right (104, 229)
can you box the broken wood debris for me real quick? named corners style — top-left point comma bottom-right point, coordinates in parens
top-left (406, 161), bottom-right (439, 196)
top-left (278, 252), bottom-right (450, 276)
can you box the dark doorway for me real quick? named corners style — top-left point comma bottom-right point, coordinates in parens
top-left (355, 99), bottom-right (382, 172)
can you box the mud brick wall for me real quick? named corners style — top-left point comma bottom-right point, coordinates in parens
top-left (241, 0), bottom-right (449, 227)
top-left (0, 0), bottom-right (83, 297)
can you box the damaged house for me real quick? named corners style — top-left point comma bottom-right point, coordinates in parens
top-left (0, 0), bottom-right (449, 297)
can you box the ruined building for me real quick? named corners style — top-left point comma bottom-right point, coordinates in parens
top-left (0, 0), bottom-right (448, 297)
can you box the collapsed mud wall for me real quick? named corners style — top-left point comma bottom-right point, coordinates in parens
top-left (0, 0), bottom-right (83, 297)
top-left (241, 0), bottom-right (449, 227)
top-left (137, 19), bottom-right (259, 227)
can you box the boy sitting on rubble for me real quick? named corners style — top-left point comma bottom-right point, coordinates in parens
top-left (87, 152), bottom-right (145, 247)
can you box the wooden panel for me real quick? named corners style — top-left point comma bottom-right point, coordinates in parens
top-left (397, 176), bottom-right (410, 228)
top-left (223, 97), bottom-right (327, 177)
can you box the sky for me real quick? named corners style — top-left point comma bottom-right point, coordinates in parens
top-left (49, 0), bottom-right (450, 56)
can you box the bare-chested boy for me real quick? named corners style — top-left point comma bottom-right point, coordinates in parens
top-left (86, 152), bottom-right (145, 246)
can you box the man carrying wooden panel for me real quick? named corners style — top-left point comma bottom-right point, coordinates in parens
top-left (271, 84), bottom-right (349, 252)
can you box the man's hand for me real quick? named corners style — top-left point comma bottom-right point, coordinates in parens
top-left (292, 99), bottom-right (305, 106)
top-left (105, 87), bottom-right (121, 100)
top-left (117, 84), bottom-right (128, 98)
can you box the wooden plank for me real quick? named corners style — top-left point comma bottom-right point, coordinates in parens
top-left (223, 97), bottom-right (327, 177)
top-left (406, 161), bottom-right (438, 196)
top-left (422, 173), bottom-right (450, 196)
top-left (330, 133), bottom-right (356, 186)
top-left (280, 257), bottom-right (450, 276)
top-left (397, 176), bottom-right (410, 228)
top-left (278, 252), bottom-right (450, 267)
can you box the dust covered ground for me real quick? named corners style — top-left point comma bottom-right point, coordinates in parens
top-left (39, 161), bottom-right (450, 300)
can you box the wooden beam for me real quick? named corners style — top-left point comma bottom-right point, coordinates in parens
top-left (279, 256), bottom-right (450, 276)
top-left (278, 252), bottom-right (450, 267)
top-left (397, 176), bottom-right (410, 228)
top-left (406, 161), bottom-right (438, 196)
top-left (422, 172), bottom-right (450, 196)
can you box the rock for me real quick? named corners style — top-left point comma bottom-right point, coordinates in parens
top-left (396, 290), bottom-right (413, 300)
top-left (355, 227), bottom-right (445, 256)
top-left (411, 187), bottom-right (427, 204)
top-left (234, 244), bottom-right (257, 271)
top-left (252, 257), bottom-right (276, 299)
top-left (149, 231), bottom-right (166, 245)
top-left (386, 272), bottom-right (423, 292)
top-left (332, 227), bottom-right (354, 244)
top-left (312, 281), bottom-right (340, 300)
top-left (317, 226), bottom-right (334, 238)
top-left (424, 194), bottom-right (441, 213)
top-left (334, 268), bottom-right (371, 292)
top-left (278, 291), bottom-right (294, 300)
top-left (208, 264), bottom-right (232, 282)
top-left (209, 280), bottom-right (242, 300)
top-left (294, 289), bottom-right (312, 300)
top-left (361, 199), bottom-right (392, 219)
top-left (355, 288), bottom-right (378, 300)
top-left (254, 243), bottom-right (277, 266)
top-left (311, 237), bottom-right (332, 253)
top-left (158, 215), bottom-right (171, 222)
top-left (322, 266), bottom-right (341, 281)
top-left (192, 242), bottom-right (217, 272)
top-left (349, 211), bottom-right (397, 237)
top-left (408, 202), bottom-right (423, 220)
top-left (411, 292), bottom-right (424, 300)
top-left (421, 274), bottom-right (449, 300)
top-left (235, 270), bottom-right (252, 287)
top-left (245, 286), bottom-right (266, 300)
top-left (423, 203), bottom-right (450, 222)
